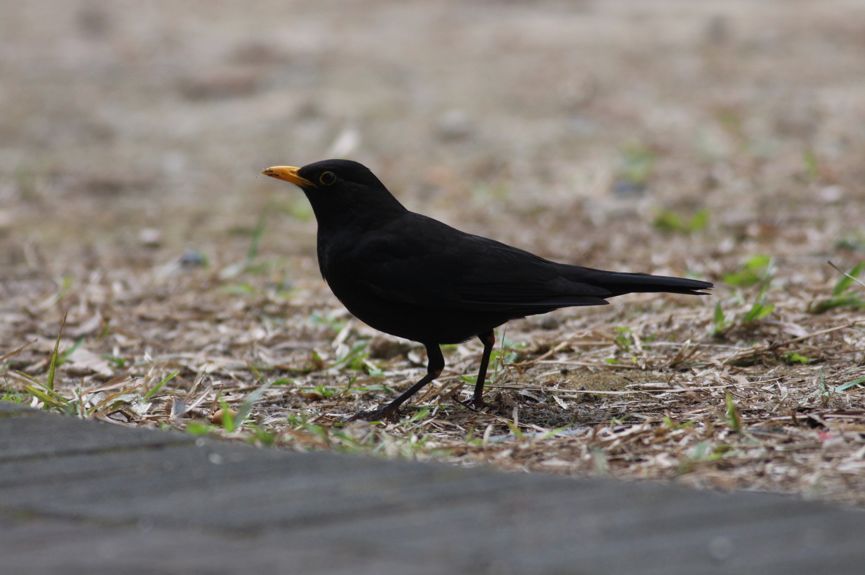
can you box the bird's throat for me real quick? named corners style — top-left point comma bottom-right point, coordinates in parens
top-left (303, 187), bottom-right (406, 233)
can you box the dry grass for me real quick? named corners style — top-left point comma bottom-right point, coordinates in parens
top-left (2, 0), bottom-right (865, 506)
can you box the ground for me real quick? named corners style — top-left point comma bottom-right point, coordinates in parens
top-left (2, 0), bottom-right (865, 505)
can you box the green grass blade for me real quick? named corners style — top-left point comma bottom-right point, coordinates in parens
top-left (24, 384), bottom-right (68, 410)
top-left (725, 392), bottom-right (742, 432)
top-left (46, 312), bottom-right (68, 392)
top-left (835, 376), bottom-right (865, 393)
top-left (143, 370), bottom-right (179, 401)
top-left (833, 262), bottom-right (865, 296)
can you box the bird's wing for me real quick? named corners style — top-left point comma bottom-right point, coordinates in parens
top-left (341, 214), bottom-right (611, 314)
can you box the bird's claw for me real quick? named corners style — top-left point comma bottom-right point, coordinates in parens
top-left (458, 397), bottom-right (486, 412)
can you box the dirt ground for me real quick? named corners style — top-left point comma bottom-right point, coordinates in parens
top-left (3, 0), bottom-right (865, 505)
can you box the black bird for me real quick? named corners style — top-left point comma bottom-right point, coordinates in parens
top-left (263, 160), bottom-right (711, 421)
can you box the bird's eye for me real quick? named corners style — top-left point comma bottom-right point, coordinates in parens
top-left (319, 171), bottom-right (336, 186)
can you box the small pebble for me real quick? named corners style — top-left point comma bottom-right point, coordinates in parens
top-left (818, 185), bottom-right (844, 204)
top-left (139, 228), bottom-right (161, 247)
top-left (436, 109), bottom-right (474, 141)
top-left (179, 249), bottom-right (208, 268)
top-left (612, 180), bottom-right (646, 198)
top-left (0, 210), bottom-right (12, 235)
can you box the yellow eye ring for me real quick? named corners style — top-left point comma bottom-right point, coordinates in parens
top-left (319, 171), bottom-right (336, 186)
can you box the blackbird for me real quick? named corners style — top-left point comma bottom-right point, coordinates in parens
top-left (263, 159), bottom-right (712, 421)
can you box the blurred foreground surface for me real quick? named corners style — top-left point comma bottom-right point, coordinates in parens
top-left (3, 402), bottom-right (864, 575)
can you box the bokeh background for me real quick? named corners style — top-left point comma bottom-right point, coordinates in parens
top-left (4, 0), bottom-right (863, 265)
top-left (2, 1), bottom-right (865, 503)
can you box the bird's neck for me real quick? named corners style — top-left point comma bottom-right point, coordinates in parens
top-left (306, 189), bottom-right (407, 233)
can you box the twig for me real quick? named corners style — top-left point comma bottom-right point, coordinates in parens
top-left (536, 359), bottom-right (645, 370)
top-left (487, 384), bottom-right (648, 395)
top-left (723, 320), bottom-right (863, 365)
top-left (485, 377), bottom-right (767, 395)
top-left (828, 260), bottom-right (865, 290)
top-left (512, 338), bottom-right (618, 368)
top-left (511, 341), bottom-right (571, 367)
top-left (0, 340), bottom-right (36, 362)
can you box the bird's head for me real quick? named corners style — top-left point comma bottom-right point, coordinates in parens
top-left (262, 159), bottom-right (387, 194)
top-left (262, 159), bottom-right (404, 225)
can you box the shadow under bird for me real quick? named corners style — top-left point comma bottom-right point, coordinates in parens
top-left (263, 160), bottom-right (712, 421)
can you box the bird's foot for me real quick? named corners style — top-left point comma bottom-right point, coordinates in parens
top-left (346, 405), bottom-right (401, 423)
top-left (458, 397), bottom-right (486, 412)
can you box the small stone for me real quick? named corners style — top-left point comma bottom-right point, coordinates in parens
top-left (818, 185), bottom-right (844, 204)
top-left (436, 109), bottom-right (474, 141)
top-left (139, 228), bottom-right (162, 247)
top-left (0, 210), bottom-right (12, 236)
top-left (612, 180), bottom-right (646, 197)
top-left (179, 249), bottom-right (208, 268)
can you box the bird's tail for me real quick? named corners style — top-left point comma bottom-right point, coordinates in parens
top-left (563, 266), bottom-right (713, 297)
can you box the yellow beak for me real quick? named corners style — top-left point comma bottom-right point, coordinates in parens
top-left (262, 165), bottom-right (314, 187)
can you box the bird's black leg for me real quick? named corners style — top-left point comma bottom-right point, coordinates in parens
top-left (349, 343), bottom-right (444, 422)
top-left (467, 330), bottom-right (496, 408)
